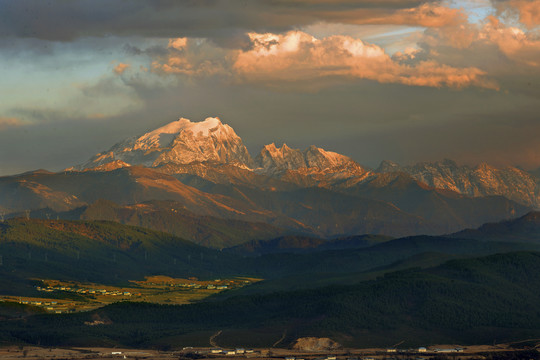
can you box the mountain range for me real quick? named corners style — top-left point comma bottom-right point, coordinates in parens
top-left (72, 117), bottom-right (540, 206)
top-left (1, 116), bottom-right (538, 244)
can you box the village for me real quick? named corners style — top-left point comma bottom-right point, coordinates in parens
top-left (0, 276), bottom-right (258, 313)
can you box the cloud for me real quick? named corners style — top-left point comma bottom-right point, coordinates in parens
top-left (481, 15), bottom-right (540, 66)
top-left (151, 30), bottom-right (498, 90)
top-left (168, 38), bottom-right (187, 50)
top-left (113, 62), bottom-right (130, 75)
top-left (493, 0), bottom-right (540, 28)
top-left (420, 13), bottom-right (540, 69)
top-left (231, 31), bottom-right (497, 89)
top-left (511, 0), bottom-right (540, 27)
top-left (151, 38), bottom-right (232, 77)
top-left (326, 3), bottom-right (467, 27)
top-left (0, 117), bottom-right (24, 130)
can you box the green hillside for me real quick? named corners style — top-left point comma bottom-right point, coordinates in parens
top-left (0, 218), bottom-right (242, 293)
top-left (12, 199), bottom-right (296, 249)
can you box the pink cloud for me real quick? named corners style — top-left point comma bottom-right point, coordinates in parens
top-left (0, 117), bottom-right (24, 130)
top-left (482, 15), bottom-right (540, 66)
top-left (420, 13), bottom-right (540, 68)
top-left (292, 2), bottom-right (466, 28)
top-left (497, 0), bottom-right (540, 28)
top-left (233, 31), bottom-right (498, 89)
top-left (168, 37), bottom-right (188, 50)
top-left (113, 62), bottom-right (130, 75)
top-left (151, 38), bottom-right (230, 77)
top-left (365, 3), bottom-right (467, 27)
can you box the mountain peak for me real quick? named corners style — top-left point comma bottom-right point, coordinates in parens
top-left (303, 145), bottom-right (356, 169)
top-left (137, 117), bottom-right (229, 148)
top-left (256, 143), bottom-right (362, 174)
top-left (257, 143), bottom-right (306, 172)
top-left (76, 116), bottom-right (254, 170)
top-left (376, 160), bottom-right (401, 173)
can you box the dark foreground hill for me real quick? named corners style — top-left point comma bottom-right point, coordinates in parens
top-left (4, 251), bottom-right (540, 348)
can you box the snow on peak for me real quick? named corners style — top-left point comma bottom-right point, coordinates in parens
top-left (304, 145), bottom-right (357, 169)
top-left (138, 117), bottom-right (228, 149)
top-left (179, 117), bottom-right (224, 137)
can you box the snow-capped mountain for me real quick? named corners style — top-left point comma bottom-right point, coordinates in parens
top-left (255, 143), bottom-right (307, 173)
top-left (377, 159), bottom-right (540, 207)
top-left (77, 117), bottom-right (254, 170)
top-left (255, 143), bottom-right (360, 173)
top-left (254, 143), bottom-right (371, 187)
top-left (72, 116), bottom-right (539, 209)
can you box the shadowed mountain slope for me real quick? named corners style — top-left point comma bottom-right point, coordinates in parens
top-left (450, 211), bottom-right (540, 243)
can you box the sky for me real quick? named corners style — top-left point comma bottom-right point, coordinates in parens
top-left (0, 0), bottom-right (539, 175)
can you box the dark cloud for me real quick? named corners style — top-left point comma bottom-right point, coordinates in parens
top-left (0, 0), bottom-right (430, 43)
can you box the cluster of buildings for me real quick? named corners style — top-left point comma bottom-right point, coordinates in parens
top-left (17, 299), bottom-right (71, 314)
top-left (148, 281), bottom-right (233, 290)
top-left (173, 283), bottom-right (229, 290)
top-left (209, 348), bottom-right (256, 356)
top-left (142, 278), bottom-right (252, 291)
top-left (386, 347), bottom-right (464, 354)
top-left (36, 285), bottom-right (139, 297)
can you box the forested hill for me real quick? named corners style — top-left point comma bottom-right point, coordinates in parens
top-left (1, 217), bottom-right (539, 296)
top-left (5, 251), bottom-right (540, 348)
top-left (0, 218), bottom-right (241, 287)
